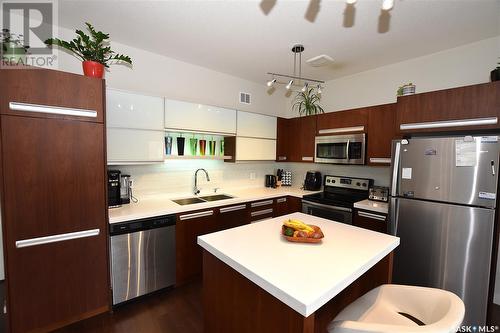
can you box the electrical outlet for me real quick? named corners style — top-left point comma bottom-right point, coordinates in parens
top-left (249, 172), bottom-right (256, 180)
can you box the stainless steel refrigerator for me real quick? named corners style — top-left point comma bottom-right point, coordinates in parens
top-left (389, 135), bottom-right (500, 326)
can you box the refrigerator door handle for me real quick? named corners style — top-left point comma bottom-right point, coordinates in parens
top-left (492, 160), bottom-right (496, 176)
top-left (391, 141), bottom-right (401, 197)
top-left (388, 197), bottom-right (399, 236)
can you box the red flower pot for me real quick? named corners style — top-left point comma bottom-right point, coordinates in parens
top-left (82, 60), bottom-right (104, 78)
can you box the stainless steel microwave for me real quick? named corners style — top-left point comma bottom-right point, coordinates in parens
top-left (314, 133), bottom-right (366, 164)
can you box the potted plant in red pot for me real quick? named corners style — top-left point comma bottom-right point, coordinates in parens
top-left (45, 22), bottom-right (132, 78)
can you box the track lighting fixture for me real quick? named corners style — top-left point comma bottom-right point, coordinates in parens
top-left (346, 0), bottom-right (357, 4)
top-left (267, 78), bottom-right (276, 87)
top-left (266, 44), bottom-right (325, 92)
top-left (381, 0), bottom-right (394, 11)
top-left (317, 85), bottom-right (322, 94)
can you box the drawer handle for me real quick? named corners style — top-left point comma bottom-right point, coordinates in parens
top-left (301, 156), bottom-right (313, 161)
top-left (219, 205), bottom-right (247, 213)
top-left (318, 126), bottom-right (365, 134)
top-left (10, 102), bottom-right (98, 118)
top-left (358, 211), bottom-right (386, 221)
top-left (251, 200), bottom-right (274, 208)
top-left (399, 117), bottom-right (498, 130)
top-left (179, 210), bottom-right (214, 220)
top-left (276, 198), bottom-right (287, 203)
top-left (369, 157), bottom-right (391, 164)
top-left (278, 156), bottom-right (287, 161)
top-left (16, 228), bottom-right (100, 248)
top-left (251, 208), bottom-right (273, 217)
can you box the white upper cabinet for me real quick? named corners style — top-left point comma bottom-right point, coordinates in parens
top-left (164, 99), bottom-right (237, 134)
top-left (237, 111), bottom-right (277, 139)
top-left (107, 89), bottom-right (164, 130)
top-left (107, 128), bottom-right (164, 164)
top-left (235, 137), bottom-right (276, 161)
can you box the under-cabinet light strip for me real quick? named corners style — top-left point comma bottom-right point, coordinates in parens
top-left (400, 117), bottom-right (498, 130)
top-left (318, 126), bottom-right (365, 134)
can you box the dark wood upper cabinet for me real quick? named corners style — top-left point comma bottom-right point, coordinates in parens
top-left (396, 81), bottom-right (500, 133)
top-left (0, 68), bottom-right (104, 123)
top-left (366, 103), bottom-right (397, 166)
top-left (316, 108), bottom-right (368, 134)
top-left (0, 67), bottom-right (108, 333)
top-left (276, 117), bottom-right (290, 161)
top-left (276, 115), bottom-right (316, 163)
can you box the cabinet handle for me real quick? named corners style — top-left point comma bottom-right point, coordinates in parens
top-left (276, 197), bottom-right (287, 203)
top-left (10, 102), bottom-right (98, 118)
top-left (16, 228), bottom-right (100, 248)
top-left (251, 200), bottom-right (274, 208)
top-left (278, 156), bottom-right (287, 161)
top-left (301, 156), bottom-right (313, 161)
top-left (179, 210), bottom-right (214, 221)
top-left (369, 157), bottom-right (391, 164)
top-left (251, 208), bottom-right (273, 217)
top-left (358, 211), bottom-right (386, 221)
top-left (400, 117), bottom-right (497, 130)
top-left (219, 205), bottom-right (247, 213)
top-left (318, 126), bottom-right (365, 134)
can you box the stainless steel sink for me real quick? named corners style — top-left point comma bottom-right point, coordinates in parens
top-left (172, 194), bottom-right (234, 205)
top-left (199, 194), bottom-right (234, 201)
top-left (172, 197), bottom-right (206, 205)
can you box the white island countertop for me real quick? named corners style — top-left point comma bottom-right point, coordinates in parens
top-left (109, 187), bottom-right (320, 224)
top-left (198, 212), bottom-right (399, 317)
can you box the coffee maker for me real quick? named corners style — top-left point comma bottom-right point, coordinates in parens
top-left (107, 170), bottom-right (122, 207)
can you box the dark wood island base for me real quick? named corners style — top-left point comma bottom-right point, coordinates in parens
top-left (203, 250), bottom-right (394, 333)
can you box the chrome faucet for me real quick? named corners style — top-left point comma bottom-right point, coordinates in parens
top-left (194, 168), bottom-right (210, 195)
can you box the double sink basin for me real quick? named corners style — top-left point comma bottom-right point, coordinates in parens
top-left (172, 194), bottom-right (235, 206)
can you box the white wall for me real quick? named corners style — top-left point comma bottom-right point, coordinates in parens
top-left (282, 35), bottom-right (500, 117)
top-left (54, 26), bottom-right (283, 117)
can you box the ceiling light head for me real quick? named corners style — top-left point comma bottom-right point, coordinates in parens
top-left (381, 0), bottom-right (394, 11)
top-left (317, 84), bottom-right (322, 94)
top-left (301, 82), bottom-right (309, 92)
top-left (267, 78), bottom-right (276, 87)
top-left (346, 0), bottom-right (357, 4)
top-left (286, 79), bottom-right (294, 90)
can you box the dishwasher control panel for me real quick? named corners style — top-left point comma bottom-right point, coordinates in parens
top-left (110, 214), bottom-right (176, 235)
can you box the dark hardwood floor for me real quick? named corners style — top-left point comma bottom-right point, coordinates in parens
top-left (53, 281), bottom-right (203, 333)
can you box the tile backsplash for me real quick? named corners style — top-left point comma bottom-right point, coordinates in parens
top-left (111, 161), bottom-right (391, 197)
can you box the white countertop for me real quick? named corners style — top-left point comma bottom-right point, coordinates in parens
top-left (197, 212), bottom-right (400, 317)
top-left (354, 199), bottom-right (389, 214)
top-left (108, 187), bottom-right (320, 224)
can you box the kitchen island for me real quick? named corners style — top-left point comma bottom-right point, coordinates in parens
top-left (197, 212), bottom-right (400, 333)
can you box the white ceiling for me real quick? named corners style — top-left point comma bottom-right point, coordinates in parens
top-left (59, 0), bottom-right (500, 84)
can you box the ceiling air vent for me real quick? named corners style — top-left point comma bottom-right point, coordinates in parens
top-left (240, 92), bottom-right (251, 105)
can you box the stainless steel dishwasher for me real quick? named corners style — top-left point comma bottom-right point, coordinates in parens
top-left (110, 214), bottom-right (176, 305)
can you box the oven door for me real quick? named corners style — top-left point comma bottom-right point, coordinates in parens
top-left (302, 200), bottom-right (353, 224)
top-left (314, 134), bottom-right (365, 164)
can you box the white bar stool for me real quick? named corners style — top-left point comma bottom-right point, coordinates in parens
top-left (327, 284), bottom-right (465, 333)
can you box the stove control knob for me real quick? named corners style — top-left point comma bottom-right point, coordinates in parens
top-left (332, 180), bottom-right (336, 183)
top-left (356, 182), bottom-right (361, 186)
top-left (362, 183), bottom-right (367, 187)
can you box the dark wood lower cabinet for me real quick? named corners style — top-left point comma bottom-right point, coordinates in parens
top-left (176, 209), bottom-right (217, 285)
top-left (275, 196), bottom-right (303, 216)
top-left (353, 209), bottom-right (388, 233)
top-left (217, 203), bottom-right (250, 230)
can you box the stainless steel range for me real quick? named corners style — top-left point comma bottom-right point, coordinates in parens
top-left (302, 175), bottom-right (373, 224)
